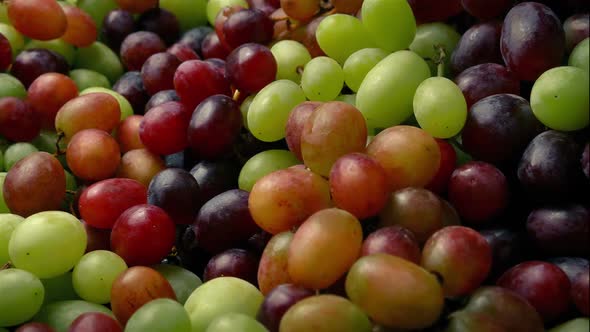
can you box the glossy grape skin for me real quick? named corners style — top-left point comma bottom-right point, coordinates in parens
top-left (15, 322), bottom-right (56, 332)
top-left (223, 9), bottom-right (273, 50)
top-left (120, 31), bottom-right (167, 71)
top-left (71, 250), bottom-right (128, 305)
top-left (201, 31), bottom-right (231, 60)
top-left (451, 22), bottom-right (503, 75)
top-left (101, 9), bottom-right (136, 52)
top-left (238, 149), bottom-right (299, 192)
top-left (68, 312), bottom-right (122, 332)
top-left (11, 48), bottom-right (69, 88)
top-left (55, 93), bottom-right (121, 141)
top-left (569, 37), bottom-right (589, 73)
top-left (501, 3), bottom-right (565, 81)
top-left (140, 101), bottom-right (190, 155)
top-left (112, 71), bottom-right (149, 114)
top-left (497, 261), bottom-right (571, 322)
top-left (153, 264), bottom-right (202, 305)
top-left (564, 13), bottom-right (589, 52)
top-left (115, 115), bottom-right (144, 153)
top-left (256, 231), bottom-right (293, 295)
top-left (226, 43), bottom-right (277, 93)
top-left (256, 284), bottom-right (314, 332)
top-left (32, 300), bottom-right (115, 332)
top-left (83, 222), bottom-right (111, 253)
top-left (78, 178), bottom-right (147, 229)
top-left (203, 248), bottom-right (259, 286)
top-left (480, 228), bottom-right (523, 281)
top-left (137, 8), bottom-right (180, 46)
top-left (75, 42), bottom-right (124, 84)
top-left (168, 43), bottom-right (200, 62)
top-left (27, 73), bottom-right (79, 130)
top-left (117, 149), bottom-right (167, 187)
top-left (190, 160), bottom-right (240, 203)
top-left (6, 0), bottom-right (67, 41)
top-left (173, 60), bottom-right (231, 110)
top-left (548, 257), bottom-right (590, 284)
top-left (455, 64), bottom-right (520, 109)
top-left (0, 268), bottom-right (45, 327)
top-left (145, 89), bottom-right (180, 112)
top-left (0, 97), bottom-right (41, 142)
top-left (316, 14), bottom-right (376, 65)
top-left (284, 101), bottom-right (322, 161)
top-left (140, 53), bottom-right (181, 96)
top-left (361, 226), bottom-right (421, 264)
top-left (527, 204), bottom-right (589, 257)
top-left (66, 129), bottom-right (121, 182)
top-left (148, 168), bottom-right (201, 225)
top-left (61, 4), bottom-right (97, 48)
top-left (179, 26), bottom-right (213, 56)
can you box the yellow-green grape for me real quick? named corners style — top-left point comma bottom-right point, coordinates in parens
top-left (206, 313), bottom-right (268, 332)
top-left (81, 87), bottom-right (133, 120)
top-left (361, 0), bottom-right (416, 52)
top-left (0, 73), bottom-right (27, 99)
top-left (569, 37), bottom-right (589, 74)
top-left (0, 214), bottom-right (23, 265)
top-left (549, 318), bottom-right (589, 332)
top-left (153, 264), bottom-right (202, 305)
top-left (206, 0), bottom-right (248, 26)
top-left (77, 0), bottom-right (118, 31)
top-left (336, 94), bottom-right (356, 106)
top-left (316, 14), bottom-right (376, 64)
top-left (0, 268), bottom-right (45, 327)
top-left (41, 272), bottom-right (80, 305)
top-left (72, 250), bottom-right (128, 304)
top-left (413, 77), bottom-right (467, 138)
top-left (240, 94), bottom-right (255, 130)
top-left (69, 69), bottom-right (111, 91)
top-left (238, 149), bottom-right (300, 192)
top-left (75, 42), bottom-right (124, 84)
top-left (25, 39), bottom-right (76, 66)
top-left (301, 56), bottom-right (344, 102)
top-left (0, 173), bottom-right (8, 213)
top-left (343, 48), bottom-right (389, 92)
top-left (126, 298), bottom-right (192, 332)
top-left (160, 0), bottom-right (208, 32)
top-left (271, 40), bottom-right (311, 84)
top-left (409, 23), bottom-right (461, 76)
top-left (32, 300), bottom-right (115, 332)
top-left (0, 23), bottom-right (24, 58)
top-left (4, 143), bottom-right (38, 171)
top-left (530, 66), bottom-right (589, 131)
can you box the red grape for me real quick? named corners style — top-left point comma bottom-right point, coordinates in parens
top-left (460, 0), bottom-right (512, 20)
top-left (203, 248), bottom-right (259, 285)
top-left (190, 160), bottom-right (240, 203)
top-left (115, 0), bottom-right (158, 14)
top-left (361, 225), bottom-right (421, 264)
top-left (16, 323), bottom-right (56, 332)
top-left (7, 0), bottom-right (67, 40)
top-left (120, 31), bottom-right (167, 71)
top-left (0, 97), bottom-right (41, 142)
top-left (280, 0), bottom-right (319, 21)
top-left (564, 13), bottom-right (589, 52)
top-left (285, 101), bottom-right (322, 161)
top-left (83, 221), bottom-right (112, 253)
top-left (68, 312), bottom-right (122, 332)
top-left (223, 9), bottom-right (274, 49)
top-left (66, 129), bottom-right (121, 182)
top-left (257, 231), bottom-right (294, 295)
top-left (480, 228), bottom-right (524, 281)
top-left (27, 73), bottom-right (79, 130)
top-left (140, 52), bottom-right (182, 96)
top-left (173, 59), bottom-right (231, 110)
top-left (226, 43), bottom-right (277, 93)
top-left (201, 31), bottom-right (231, 60)
top-left (0, 33), bottom-right (11, 72)
top-left (179, 26), bottom-right (213, 56)
top-left (115, 115), bottom-right (145, 153)
top-left (61, 4), bottom-right (98, 47)
top-left (425, 138), bottom-right (457, 194)
top-left (55, 93), bottom-right (121, 141)
top-left (144, 89), bottom-right (180, 112)
top-left (140, 101), bottom-right (190, 155)
top-left (116, 148), bottom-right (166, 187)
top-left (167, 43), bottom-right (200, 62)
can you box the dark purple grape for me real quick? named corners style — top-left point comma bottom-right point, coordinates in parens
top-left (137, 8), bottom-right (180, 46)
top-left (226, 43), bottom-right (277, 93)
top-left (460, 0), bottom-right (512, 20)
top-left (205, 58), bottom-right (227, 78)
top-left (548, 257), bottom-right (590, 283)
top-left (451, 21), bottom-right (503, 75)
top-left (148, 168), bottom-right (202, 225)
top-left (501, 2), bottom-right (565, 81)
top-left (192, 189), bottom-right (260, 254)
top-left (0, 97), bottom-right (41, 142)
top-left (455, 63), bottom-right (520, 109)
top-left (164, 149), bottom-right (197, 170)
top-left (140, 52), bottom-right (181, 96)
top-left (101, 9), bottom-right (136, 52)
top-left (113, 71), bottom-right (150, 114)
top-left (203, 248), bottom-right (259, 285)
top-left (256, 284), bottom-right (315, 332)
top-left (246, 230), bottom-right (272, 256)
top-left (187, 95), bottom-right (242, 160)
top-left (10, 49), bottom-right (69, 88)
top-left (527, 204), bottom-right (589, 257)
top-left (145, 89), bottom-right (180, 113)
top-left (407, 0), bottom-right (463, 24)
top-left (480, 228), bottom-right (524, 281)
top-left (120, 31), bottom-right (167, 71)
top-left (201, 31), bottom-right (231, 60)
top-left (582, 143), bottom-right (589, 179)
top-left (190, 159), bottom-right (240, 203)
top-left (518, 131), bottom-right (587, 202)
top-left (179, 26), bottom-right (214, 57)
top-left (178, 225), bottom-right (212, 277)
top-left (564, 13), bottom-right (590, 52)
top-left (461, 94), bottom-right (544, 166)
top-left (223, 9), bottom-right (273, 49)
top-left (572, 269), bottom-right (589, 315)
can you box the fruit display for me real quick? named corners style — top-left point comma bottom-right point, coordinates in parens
top-left (0, 0), bottom-right (588, 331)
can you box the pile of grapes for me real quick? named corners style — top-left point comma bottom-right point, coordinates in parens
top-left (0, 0), bottom-right (588, 331)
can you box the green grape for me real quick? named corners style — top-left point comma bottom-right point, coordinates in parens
top-left (33, 300), bottom-right (114, 332)
top-left (9, 211), bottom-right (87, 279)
top-left (271, 40), bottom-right (311, 84)
top-left (549, 318), bottom-right (589, 332)
top-left (569, 37), bottom-right (589, 74)
top-left (361, 0), bottom-right (416, 53)
top-left (25, 39), bottom-right (76, 65)
top-left (0, 2), bottom-right (8, 24)
top-left (206, 313), bottom-right (268, 332)
top-left (69, 69), bottom-right (111, 90)
top-left (356, 50), bottom-right (431, 133)
top-left (31, 130), bottom-right (67, 168)
top-left (240, 94), bottom-right (255, 130)
top-left (160, 0), bottom-right (208, 32)
top-left (530, 66), bottom-right (589, 131)
top-left (77, 0), bottom-right (118, 30)
top-left (206, 0), bottom-right (249, 26)
top-left (0, 73), bottom-right (27, 99)
top-left (238, 149), bottom-right (300, 192)
top-left (81, 87), bottom-right (133, 120)
top-left (41, 271), bottom-right (80, 305)
top-left (72, 250), bottom-right (128, 304)
top-left (301, 56), bottom-right (345, 102)
top-left (153, 264), bottom-right (203, 305)
top-left (0, 23), bottom-right (24, 58)
top-left (413, 77), bottom-right (467, 138)
top-left (0, 173), bottom-right (8, 213)
top-left (75, 42), bottom-right (124, 83)
top-left (343, 48), bottom-right (389, 92)
top-left (316, 14), bottom-right (376, 64)
top-left (409, 23), bottom-right (461, 76)
top-left (4, 143), bottom-right (39, 171)
top-left (0, 268), bottom-right (45, 327)
top-left (184, 277), bottom-right (264, 332)
top-left (125, 298), bottom-right (192, 332)
top-left (247, 80), bottom-right (306, 142)
top-left (0, 213), bottom-right (23, 264)
top-left (336, 94), bottom-right (356, 106)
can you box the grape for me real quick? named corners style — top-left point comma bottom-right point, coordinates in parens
top-left (226, 43), bottom-right (276, 94)
top-left (75, 42), bottom-right (124, 83)
top-left (238, 149), bottom-right (299, 192)
top-left (27, 73), bottom-right (78, 130)
top-left (9, 211), bottom-right (86, 278)
top-left (413, 77), bottom-right (467, 139)
top-left (117, 149), bottom-right (167, 186)
top-left (460, 0), bottom-right (511, 20)
top-left (207, 0), bottom-right (249, 26)
top-left (284, 101), bottom-right (322, 161)
top-left (23, 39), bottom-right (75, 67)
top-left (101, 9), bottom-right (136, 52)
top-left (173, 60), bottom-right (231, 111)
top-left (32, 300), bottom-right (115, 332)
top-left (530, 66), bottom-right (589, 131)
top-left (0, 214), bottom-right (22, 264)
top-left (201, 31), bottom-right (231, 60)
top-left (247, 80), bottom-right (306, 142)
top-left (7, 0), bottom-right (67, 41)
top-left (179, 26), bottom-right (213, 56)
top-left (3, 143), bottom-right (38, 171)
top-left (61, 4), bottom-right (97, 48)
top-left (114, 0), bottom-right (157, 13)
top-left (300, 56), bottom-right (344, 102)
top-left (168, 43), bottom-right (200, 62)
top-left (140, 53), bottom-right (181, 96)
top-left (115, 115), bottom-right (145, 153)
top-left (153, 264), bottom-right (202, 305)
top-left (280, 0), bottom-right (319, 21)
top-left (124, 298), bottom-right (190, 332)
top-left (361, 225), bottom-right (421, 264)
top-left (356, 51), bottom-right (430, 132)
top-left (145, 90), bottom-right (180, 112)
top-left (256, 284), bottom-right (313, 332)
top-left (68, 312), bottom-right (122, 332)
top-left (270, 40), bottom-right (311, 84)
top-left (450, 22), bottom-right (503, 75)
top-left (120, 31), bottom-right (167, 71)
top-left (71, 250), bottom-right (127, 304)
top-left (54, 93), bottom-right (120, 141)
top-left (79, 87), bottom-right (132, 121)
top-left (454, 63), bottom-right (520, 109)
top-left (66, 129), bottom-right (121, 181)
top-left (501, 3), bottom-right (565, 81)
top-left (184, 277), bottom-right (263, 332)
top-left (160, 0), bottom-right (208, 32)
top-left (564, 14), bottom-right (589, 52)
top-left (148, 168), bottom-right (201, 225)
top-left (425, 138), bottom-right (456, 194)
top-left (549, 318), bottom-right (590, 332)
top-left (0, 73), bottom-right (27, 99)
top-left (140, 101), bottom-right (190, 155)
top-left (205, 312), bottom-right (266, 332)
top-left (302, 16), bottom-right (325, 58)
top-left (316, 14), bottom-right (375, 64)
top-left (569, 37), bottom-right (589, 73)
top-left (0, 268), bottom-right (44, 327)
top-left (11, 48), bottom-right (69, 88)
top-left (112, 71), bottom-right (150, 113)
top-left (407, 0), bottom-right (462, 23)
top-left (77, 0), bottom-right (118, 30)
top-left (190, 160), bottom-right (240, 203)
top-left (223, 9), bottom-right (273, 50)
top-left (257, 230), bottom-right (293, 295)
top-left (409, 22), bottom-right (461, 75)
top-left (0, 32), bottom-right (11, 71)
top-left (343, 48), bottom-right (388, 93)
top-left (15, 322), bottom-right (56, 332)
top-left (137, 8), bottom-right (181, 46)
top-left (0, 97), bottom-right (41, 142)
top-left (572, 270), bottom-right (589, 315)
top-left (361, 0), bottom-right (415, 53)
top-left (346, 254), bottom-right (444, 329)
top-left (204, 248), bottom-right (259, 285)
top-left (0, 22), bottom-right (23, 58)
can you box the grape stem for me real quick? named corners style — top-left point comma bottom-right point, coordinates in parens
top-left (433, 45), bottom-right (447, 78)
top-left (54, 132), bottom-right (66, 157)
top-left (0, 262), bottom-right (11, 271)
top-left (232, 89), bottom-right (241, 102)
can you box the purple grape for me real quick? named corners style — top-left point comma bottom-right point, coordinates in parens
top-left (179, 26), bottom-right (214, 56)
top-left (451, 21), bottom-right (503, 75)
top-left (480, 228), bottom-right (524, 281)
top-left (113, 71), bottom-right (150, 114)
top-left (190, 159), bottom-right (240, 203)
top-left (223, 9), bottom-right (273, 50)
top-left (460, 0), bottom-right (512, 20)
top-left (225, 43), bottom-right (277, 93)
top-left (10, 49), bottom-right (69, 88)
top-left (137, 8), bottom-right (181, 46)
top-left (120, 31), bottom-right (167, 71)
top-left (256, 284), bottom-right (315, 332)
top-left (145, 89), bottom-right (180, 113)
top-left (548, 257), bottom-right (590, 283)
top-left (203, 248), bottom-right (259, 285)
top-left (101, 9), bottom-right (136, 52)
top-left (454, 63), bottom-right (520, 109)
top-left (564, 13), bottom-right (590, 52)
top-left (148, 168), bottom-right (202, 226)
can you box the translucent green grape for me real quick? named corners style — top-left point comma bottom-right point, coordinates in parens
top-left (0, 173), bottom-right (8, 213)
top-left (336, 94), bottom-right (357, 106)
top-left (238, 149), bottom-right (300, 192)
top-left (70, 69), bottom-right (111, 90)
top-left (33, 300), bottom-right (115, 332)
top-left (4, 143), bottom-right (39, 171)
top-left (75, 42), bottom-right (124, 84)
top-left (72, 250), bottom-right (128, 304)
top-left (343, 48), bottom-right (389, 92)
top-left (247, 80), bottom-right (306, 142)
top-left (361, 0), bottom-right (416, 52)
top-left (530, 66), bottom-right (589, 131)
top-left (81, 87), bottom-right (134, 120)
top-left (271, 40), bottom-right (311, 84)
top-left (0, 268), bottom-right (45, 327)
top-left (413, 77), bottom-right (467, 138)
top-left (356, 50), bottom-right (431, 133)
top-left (160, 0), bottom-right (208, 32)
top-left (549, 318), bottom-right (589, 332)
top-left (0, 214), bottom-right (23, 265)
top-left (0, 73), bottom-right (27, 99)
top-left (301, 56), bottom-right (344, 101)
top-left (154, 264), bottom-right (202, 305)
top-left (240, 94), bottom-right (255, 130)
top-left (41, 271), bottom-right (80, 305)
top-left (0, 23), bottom-right (24, 58)
top-left (206, 0), bottom-right (249, 26)
top-left (316, 14), bottom-right (376, 64)
top-left (125, 298), bottom-right (192, 332)
top-left (569, 37), bottom-right (589, 74)
top-left (25, 39), bottom-right (76, 65)
top-left (409, 23), bottom-right (461, 76)
top-left (9, 211), bottom-right (87, 279)
top-left (206, 313), bottom-right (268, 332)
top-left (77, 0), bottom-right (118, 30)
